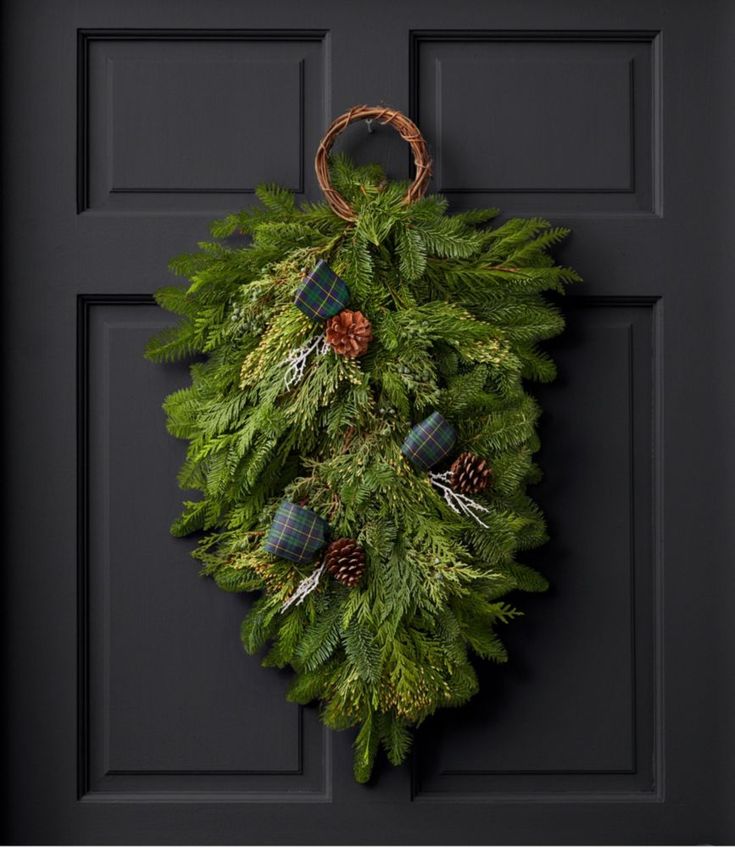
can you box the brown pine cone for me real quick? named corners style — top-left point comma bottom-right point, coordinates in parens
top-left (325, 309), bottom-right (373, 358)
top-left (450, 452), bottom-right (492, 495)
top-left (324, 538), bottom-right (366, 588)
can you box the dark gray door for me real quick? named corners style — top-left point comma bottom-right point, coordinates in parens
top-left (4, 0), bottom-right (735, 843)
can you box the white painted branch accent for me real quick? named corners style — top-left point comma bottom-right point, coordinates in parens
top-left (282, 333), bottom-right (329, 391)
top-left (281, 562), bottom-right (326, 611)
top-left (429, 470), bottom-right (491, 529)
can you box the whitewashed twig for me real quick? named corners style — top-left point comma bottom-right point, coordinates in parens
top-left (429, 470), bottom-right (491, 529)
top-left (282, 334), bottom-right (329, 391)
top-left (281, 562), bottom-right (326, 611)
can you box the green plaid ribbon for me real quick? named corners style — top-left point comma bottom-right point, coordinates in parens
top-left (263, 501), bottom-right (329, 564)
top-left (401, 411), bottom-right (457, 471)
top-left (294, 259), bottom-right (350, 322)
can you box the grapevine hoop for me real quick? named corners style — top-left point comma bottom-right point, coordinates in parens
top-left (314, 105), bottom-right (432, 221)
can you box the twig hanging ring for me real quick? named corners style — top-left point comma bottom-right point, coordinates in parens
top-left (315, 105), bottom-right (432, 222)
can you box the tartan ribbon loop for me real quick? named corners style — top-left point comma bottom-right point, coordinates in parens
top-left (263, 501), bottom-right (329, 564)
top-left (400, 411), bottom-right (457, 471)
top-left (294, 260), bottom-right (350, 322)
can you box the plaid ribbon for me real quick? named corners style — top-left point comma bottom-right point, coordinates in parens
top-left (294, 260), bottom-right (350, 322)
top-left (263, 501), bottom-right (329, 564)
top-left (401, 412), bottom-right (457, 471)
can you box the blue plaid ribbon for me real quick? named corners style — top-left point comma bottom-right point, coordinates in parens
top-left (294, 259), bottom-right (350, 322)
top-left (401, 412), bottom-right (457, 471)
top-left (263, 501), bottom-right (329, 564)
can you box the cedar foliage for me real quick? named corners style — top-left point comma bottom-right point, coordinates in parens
top-left (147, 156), bottom-right (580, 782)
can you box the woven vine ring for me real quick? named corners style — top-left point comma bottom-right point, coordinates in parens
top-left (314, 105), bottom-right (432, 221)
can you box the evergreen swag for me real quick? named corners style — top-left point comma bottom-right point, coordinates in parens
top-left (146, 155), bottom-right (580, 782)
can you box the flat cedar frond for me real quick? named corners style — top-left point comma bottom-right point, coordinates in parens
top-left (150, 156), bottom-right (579, 783)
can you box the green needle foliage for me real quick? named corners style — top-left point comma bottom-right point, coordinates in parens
top-left (147, 156), bottom-right (580, 783)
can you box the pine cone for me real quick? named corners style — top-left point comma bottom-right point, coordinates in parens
top-left (450, 452), bottom-right (492, 495)
top-left (324, 538), bottom-right (366, 588)
top-left (325, 309), bottom-right (373, 358)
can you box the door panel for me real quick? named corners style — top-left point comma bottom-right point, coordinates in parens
top-left (79, 31), bottom-right (329, 213)
top-left (4, 0), bottom-right (735, 843)
top-left (414, 299), bottom-right (658, 799)
top-left (412, 32), bottom-right (659, 214)
top-left (79, 298), bottom-right (329, 799)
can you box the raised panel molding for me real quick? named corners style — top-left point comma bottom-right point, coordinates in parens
top-left (77, 31), bottom-right (329, 213)
top-left (409, 31), bottom-right (662, 215)
top-left (77, 296), bottom-right (330, 800)
top-left (411, 296), bottom-right (663, 801)
top-left (108, 57), bottom-right (305, 194)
